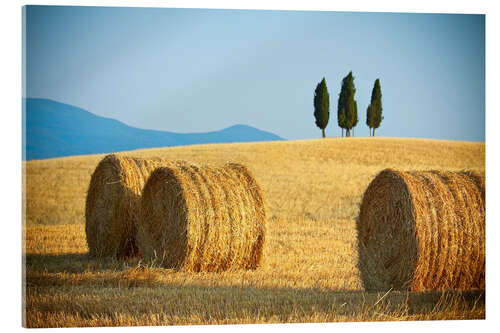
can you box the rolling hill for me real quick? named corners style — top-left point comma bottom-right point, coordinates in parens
top-left (23, 98), bottom-right (283, 160)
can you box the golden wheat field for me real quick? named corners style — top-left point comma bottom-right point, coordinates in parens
top-left (22, 137), bottom-right (486, 327)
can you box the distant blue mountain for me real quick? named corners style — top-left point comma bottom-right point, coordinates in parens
top-left (23, 98), bottom-right (283, 160)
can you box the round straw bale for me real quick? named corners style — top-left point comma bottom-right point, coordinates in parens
top-left (357, 168), bottom-right (485, 291)
top-left (85, 154), bottom-right (185, 258)
top-left (137, 162), bottom-right (266, 272)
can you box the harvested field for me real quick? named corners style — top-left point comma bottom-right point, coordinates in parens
top-left (357, 169), bottom-right (485, 291)
top-left (23, 138), bottom-right (486, 326)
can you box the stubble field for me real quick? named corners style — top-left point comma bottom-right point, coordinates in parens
top-left (23, 137), bottom-right (486, 327)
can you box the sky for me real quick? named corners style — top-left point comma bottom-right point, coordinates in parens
top-left (24, 5), bottom-right (485, 141)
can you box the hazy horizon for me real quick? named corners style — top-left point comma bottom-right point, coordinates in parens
top-left (24, 6), bottom-right (485, 141)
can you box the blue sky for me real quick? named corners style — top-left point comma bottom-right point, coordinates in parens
top-left (24, 5), bottom-right (485, 141)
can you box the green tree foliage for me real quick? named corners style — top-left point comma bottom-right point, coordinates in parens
top-left (352, 100), bottom-right (358, 137)
top-left (337, 71), bottom-right (358, 137)
top-left (337, 84), bottom-right (347, 137)
top-left (338, 107), bottom-right (346, 137)
top-left (367, 79), bottom-right (383, 136)
top-left (313, 77), bottom-right (330, 138)
top-left (366, 104), bottom-right (375, 136)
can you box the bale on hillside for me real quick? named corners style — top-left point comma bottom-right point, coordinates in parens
top-left (137, 162), bottom-right (266, 272)
top-left (85, 154), bottom-right (185, 258)
top-left (357, 169), bottom-right (485, 291)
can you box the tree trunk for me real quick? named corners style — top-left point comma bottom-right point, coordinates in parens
top-left (346, 128), bottom-right (350, 137)
top-left (322, 128), bottom-right (325, 138)
top-left (373, 128), bottom-right (376, 137)
top-left (341, 128), bottom-right (344, 138)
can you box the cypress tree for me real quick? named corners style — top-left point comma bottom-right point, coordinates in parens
top-left (313, 77), bottom-right (330, 138)
top-left (338, 71), bottom-right (358, 137)
top-left (368, 79), bottom-right (383, 136)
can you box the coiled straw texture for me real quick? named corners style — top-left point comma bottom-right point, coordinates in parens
top-left (138, 162), bottom-right (266, 272)
top-left (85, 154), bottom-right (184, 258)
top-left (357, 169), bottom-right (485, 291)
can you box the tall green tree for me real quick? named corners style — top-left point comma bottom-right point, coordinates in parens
top-left (313, 77), bottom-right (330, 138)
top-left (337, 71), bottom-right (358, 137)
top-left (367, 78), bottom-right (383, 136)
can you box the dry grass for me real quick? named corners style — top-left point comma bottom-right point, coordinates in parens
top-left (357, 169), bottom-right (485, 291)
top-left (138, 162), bottom-right (265, 272)
top-left (23, 220), bottom-right (484, 327)
top-left (25, 285), bottom-right (484, 327)
top-left (23, 137), bottom-right (485, 327)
